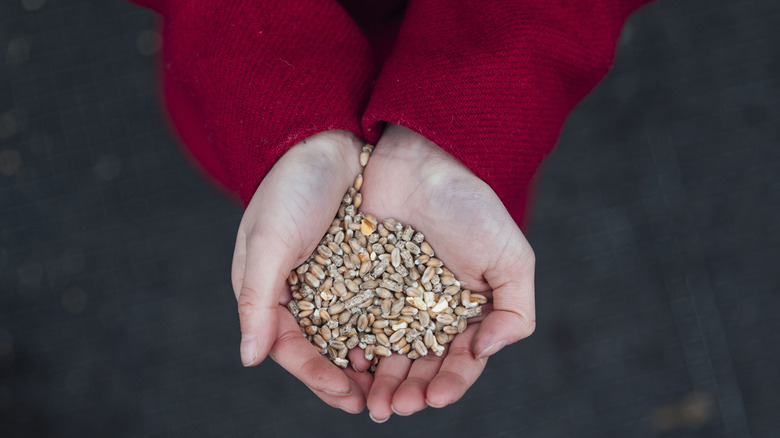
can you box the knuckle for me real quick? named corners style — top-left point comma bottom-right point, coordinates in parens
top-left (522, 246), bottom-right (536, 270)
top-left (517, 314), bottom-right (537, 340)
top-left (237, 289), bottom-right (259, 319)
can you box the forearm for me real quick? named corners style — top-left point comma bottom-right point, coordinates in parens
top-left (362, 0), bottom-right (652, 223)
top-left (131, 0), bottom-right (376, 206)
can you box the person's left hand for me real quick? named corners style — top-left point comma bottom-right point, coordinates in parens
top-left (357, 124), bottom-right (537, 422)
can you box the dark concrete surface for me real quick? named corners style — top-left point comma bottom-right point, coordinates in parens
top-left (1, 1), bottom-right (778, 437)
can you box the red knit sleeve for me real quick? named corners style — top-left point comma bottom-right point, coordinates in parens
top-left (361, 0), bottom-right (651, 224)
top-left (131, 0), bottom-right (375, 206)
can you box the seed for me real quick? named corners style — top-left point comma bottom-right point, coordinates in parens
top-left (359, 150), bottom-right (370, 167)
top-left (376, 332), bottom-right (390, 346)
top-left (358, 219), bottom-right (374, 236)
top-left (419, 310), bottom-right (431, 327)
top-left (389, 329), bottom-right (406, 344)
top-left (357, 314), bottom-right (369, 332)
top-left (390, 247), bottom-right (401, 268)
top-left (421, 266), bottom-right (435, 284)
top-left (374, 345), bottom-right (391, 357)
top-left (393, 337), bottom-right (408, 351)
top-left (425, 257), bottom-right (443, 268)
top-left (409, 296), bottom-right (428, 311)
top-left (436, 314), bottom-right (455, 325)
top-left (297, 301), bottom-right (314, 311)
top-left (442, 325), bottom-right (459, 335)
top-left (313, 334), bottom-right (327, 349)
top-left (471, 293), bottom-right (488, 304)
top-left (317, 245), bottom-right (332, 259)
top-left (360, 279), bottom-right (378, 290)
top-left (443, 285), bottom-right (460, 295)
top-left (375, 287), bottom-right (393, 299)
top-left (457, 316), bottom-right (467, 333)
top-left (382, 218), bottom-right (399, 231)
top-left (390, 299), bottom-right (405, 315)
top-left (461, 289), bottom-right (471, 306)
top-left (328, 302), bottom-right (345, 315)
top-left (431, 297), bottom-right (448, 314)
top-left (414, 339), bottom-right (428, 356)
top-left (391, 320), bottom-right (407, 331)
top-left (304, 263), bottom-right (325, 278)
top-left (321, 325), bottom-right (332, 341)
top-left (462, 307), bottom-right (482, 318)
top-left (401, 305), bottom-right (418, 316)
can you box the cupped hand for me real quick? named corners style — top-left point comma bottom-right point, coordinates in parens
top-left (359, 124), bottom-right (537, 421)
top-left (231, 130), bottom-right (372, 413)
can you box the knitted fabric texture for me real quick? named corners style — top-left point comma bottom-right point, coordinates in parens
top-left (131, 0), bottom-right (650, 224)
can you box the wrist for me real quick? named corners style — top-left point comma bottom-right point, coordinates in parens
top-left (284, 129), bottom-right (364, 183)
top-left (375, 124), bottom-right (479, 185)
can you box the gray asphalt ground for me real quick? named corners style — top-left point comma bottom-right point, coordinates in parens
top-left (1, 1), bottom-right (778, 437)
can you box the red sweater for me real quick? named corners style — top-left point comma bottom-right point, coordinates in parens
top-left (131, 0), bottom-right (649, 225)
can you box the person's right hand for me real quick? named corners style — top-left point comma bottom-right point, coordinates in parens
top-left (231, 130), bottom-right (372, 413)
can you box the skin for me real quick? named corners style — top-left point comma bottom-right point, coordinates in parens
top-left (232, 125), bottom-right (536, 419)
top-left (231, 130), bottom-right (370, 413)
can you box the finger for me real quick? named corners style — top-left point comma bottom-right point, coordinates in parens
top-left (231, 229), bottom-right (247, 298)
top-left (269, 307), bottom-right (352, 396)
top-left (472, 246), bottom-right (536, 359)
top-left (345, 367), bottom-right (374, 397)
top-left (237, 237), bottom-right (292, 366)
top-left (348, 348), bottom-right (372, 373)
top-left (426, 324), bottom-right (487, 408)
top-left (367, 354), bottom-right (411, 423)
top-left (390, 353), bottom-right (444, 415)
top-left (310, 378), bottom-right (366, 414)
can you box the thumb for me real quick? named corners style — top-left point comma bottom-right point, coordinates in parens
top-left (472, 248), bottom-right (536, 359)
top-left (234, 234), bottom-right (289, 367)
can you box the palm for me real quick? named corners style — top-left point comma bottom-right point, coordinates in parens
top-left (358, 124), bottom-right (536, 421)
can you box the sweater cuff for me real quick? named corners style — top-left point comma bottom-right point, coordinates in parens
top-left (362, 0), bottom-right (647, 223)
top-left (143, 0), bottom-right (375, 206)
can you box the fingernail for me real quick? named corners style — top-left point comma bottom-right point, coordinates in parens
top-left (240, 334), bottom-right (257, 366)
top-left (369, 412), bottom-right (390, 423)
top-left (323, 388), bottom-right (352, 397)
top-left (426, 399), bottom-right (446, 408)
top-left (340, 407), bottom-right (361, 415)
top-left (391, 405), bottom-right (411, 417)
top-left (476, 340), bottom-right (506, 359)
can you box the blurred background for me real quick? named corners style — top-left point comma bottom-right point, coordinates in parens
top-left (1, 1), bottom-right (778, 437)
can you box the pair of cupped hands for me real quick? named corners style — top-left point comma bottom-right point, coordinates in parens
top-left (231, 124), bottom-right (536, 422)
